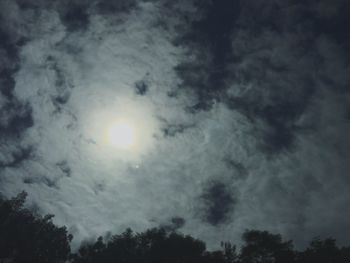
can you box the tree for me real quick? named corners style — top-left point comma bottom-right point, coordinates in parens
top-left (239, 230), bottom-right (295, 263)
top-left (73, 228), bottom-right (208, 263)
top-left (298, 237), bottom-right (342, 263)
top-left (0, 192), bottom-right (72, 263)
top-left (3, 191), bottom-right (350, 263)
top-left (222, 241), bottom-right (239, 263)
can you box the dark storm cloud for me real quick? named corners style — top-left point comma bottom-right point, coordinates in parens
top-left (200, 180), bottom-right (236, 226)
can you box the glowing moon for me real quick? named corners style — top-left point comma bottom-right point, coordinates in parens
top-left (84, 96), bottom-right (158, 162)
top-left (107, 121), bottom-right (136, 149)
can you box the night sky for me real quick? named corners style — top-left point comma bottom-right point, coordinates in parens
top-left (1, 0), bottom-right (350, 250)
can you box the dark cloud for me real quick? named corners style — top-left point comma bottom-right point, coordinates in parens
top-left (174, 0), bottom-right (240, 111)
top-left (45, 56), bottom-right (74, 113)
top-left (95, 0), bottom-right (137, 15)
top-left (52, 91), bottom-right (70, 110)
top-left (58, 2), bottom-right (90, 32)
top-left (0, 100), bottom-right (34, 137)
top-left (173, 0), bottom-right (350, 154)
top-left (56, 0), bottom-right (138, 32)
top-left (0, 26), bottom-right (20, 100)
top-left (301, 0), bottom-right (350, 47)
top-left (162, 123), bottom-right (194, 138)
top-left (0, 30), bottom-right (19, 62)
top-left (221, 22), bottom-right (316, 152)
top-left (0, 69), bottom-right (17, 99)
top-left (0, 146), bottom-right (33, 168)
top-left (157, 115), bottom-right (195, 138)
top-left (0, 16), bottom-right (34, 139)
top-left (134, 80), bottom-right (149, 96)
top-left (0, 1), bottom-right (35, 173)
top-left (228, 91), bottom-right (314, 153)
top-left (200, 180), bottom-right (236, 226)
top-left (190, 0), bottom-right (240, 66)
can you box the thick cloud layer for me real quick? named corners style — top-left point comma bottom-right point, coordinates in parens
top-left (0, 0), bottom-right (349, 250)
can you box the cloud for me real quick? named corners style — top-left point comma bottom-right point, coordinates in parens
top-left (0, 0), bottom-right (349, 251)
top-left (160, 216), bottom-right (186, 232)
top-left (199, 180), bottom-right (236, 226)
top-left (134, 79), bottom-right (149, 96)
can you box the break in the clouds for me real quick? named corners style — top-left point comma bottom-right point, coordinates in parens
top-left (0, 0), bottom-right (350, 250)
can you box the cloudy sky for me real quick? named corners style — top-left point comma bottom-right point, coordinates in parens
top-left (1, 0), bottom-right (350, 250)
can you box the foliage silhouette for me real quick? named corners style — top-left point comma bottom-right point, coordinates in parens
top-left (72, 228), bottom-right (208, 263)
top-left (1, 192), bottom-right (350, 263)
top-left (298, 237), bottom-right (350, 263)
top-left (239, 230), bottom-right (295, 263)
top-left (0, 192), bottom-right (72, 263)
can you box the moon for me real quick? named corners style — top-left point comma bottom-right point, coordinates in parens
top-left (107, 120), bottom-right (136, 150)
top-left (84, 97), bottom-right (158, 163)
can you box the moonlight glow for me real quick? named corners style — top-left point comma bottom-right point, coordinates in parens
top-left (108, 121), bottom-right (136, 149)
top-left (84, 97), bottom-right (159, 162)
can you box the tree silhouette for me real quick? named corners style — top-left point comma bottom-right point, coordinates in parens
top-left (0, 191), bottom-right (72, 263)
top-left (72, 228), bottom-right (207, 263)
top-left (1, 191), bottom-right (350, 263)
top-left (239, 230), bottom-right (295, 263)
top-left (221, 241), bottom-right (239, 263)
top-left (297, 237), bottom-right (350, 263)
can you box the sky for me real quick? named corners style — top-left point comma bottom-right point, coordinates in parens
top-left (0, 0), bottom-right (350, 250)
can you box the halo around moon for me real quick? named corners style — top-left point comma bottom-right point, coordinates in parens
top-left (84, 96), bottom-right (158, 163)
